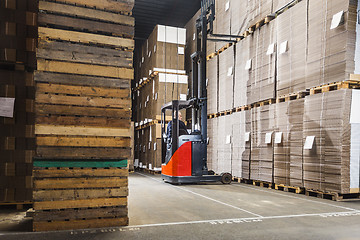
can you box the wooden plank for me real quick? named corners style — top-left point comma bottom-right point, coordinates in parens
top-left (38, 13), bottom-right (134, 37)
top-left (35, 125), bottom-right (131, 137)
top-left (33, 168), bottom-right (128, 178)
top-left (39, 1), bottom-right (134, 26)
top-left (37, 59), bottom-right (134, 79)
top-left (36, 116), bottom-right (130, 128)
top-left (33, 197), bottom-right (127, 210)
top-left (36, 83), bottom-right (130, 98)
top-left (34, 71), bottom-right (131, 88)
top-left (36, 136), bottom-right (131, 147)
top-left (36, 147), bottom-right (131, 159)
top-left (38, 27), bottom-right (134, 49)
top-left (35, 104), bottom-right (130, 118)
top-left (34, 178), bottom-right (127, 189)
top-left (38, 40), bottom-right (133, 59)
top-left (33, 188), bottom-right (127, 202)
top-left (51, 0), bottom-right (134, 13)
top-left (36, 48), bottom-right (132, 68)
top-left (33, 206), bottom-right (127, 221)
top-left (33, 160), bottom-right (128, 168)
top-left (33, 216), bottom-right (128, 231)
top-left (35, 93), bottom-right (131, 109)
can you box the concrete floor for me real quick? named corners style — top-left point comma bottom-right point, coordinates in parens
top-left (1, 171), bottom-right (360, 239)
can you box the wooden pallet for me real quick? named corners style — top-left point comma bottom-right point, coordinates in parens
top-left (206, 43), bottom-right (233, 61)
top-left (276, 91), bottom-right (309, 103)
top-left (309, 80), bottom-right (360, 95)
top-left (251, 98), bottom-right (276, 108)
top-left (32, 165), bottom-right (129, 231)
top-left (252, 180), bottom-right (273, 189)
top-left (275, 184), bottom-right (303, 194)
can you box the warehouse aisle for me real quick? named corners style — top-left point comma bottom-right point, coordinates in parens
top-left (2, 172), bottom-right (360, 240)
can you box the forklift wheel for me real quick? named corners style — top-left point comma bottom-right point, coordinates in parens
top-left (208, 170), bottom-right (215, 175)
top-left (221, 173), bottom-right (232, 184)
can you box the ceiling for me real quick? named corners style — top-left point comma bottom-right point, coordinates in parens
top-left (133, 0), bottom-right (201, 43)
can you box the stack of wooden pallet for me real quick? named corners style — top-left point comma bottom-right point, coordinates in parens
top-left (0, 0), bottom-right (37, 205)
top-left (32, 161), bottom-right (128, 231)
top-left (33, 0), bottom-right (134, 231)
top-left (133, 25), bottom-right (188, 171)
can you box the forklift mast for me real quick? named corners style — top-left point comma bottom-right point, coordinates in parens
top-left (160, 0), bottom-right (240, 184)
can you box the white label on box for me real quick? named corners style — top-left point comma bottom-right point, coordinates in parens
top-left (149, 163), bottom-right (152, 170)
top-left (279, 41), bottom-right (288, 54)
top-left (350, 90), bottom-right (360, 123)
top-left (225, 1), bottom-right (230, 11)
top-left (206, 78), bottom-right (209, 87)
top-left (141, 57), bottom-right (144, 63)
top-left (0, 97), bottom-right (15, 118)
top-left (147, 95), bottom-right (149, 102)
top-left (149, 126), bottom-right (152, 141)
top-left (331, 11), bottom-right (344, 29)
top-left (154, 142), bottom-right (157, 151)
top-left (245, 59), bottom-right (252, 70)
top-left (135, 122), bottom-right (138, 127)
top-left (193, 33), bottom-right (196, 41)
top-left (304, 136), bottom-right (315, 150)
top-left (159, 73), bottom-right (188, 84)
top-left (136, 83), bottom-right (138, 87)
top-left (148, 51), bottom-right (152, 58)
top-left (139, 79), bottom-right (143, 84)
top-left (155, 93), bottom-right (158, 100)
top-left (245, 132), bottom-right (250, 142)
top-left (266, 43), bottom-right (275, 55)
top-left (143, 145), bottom-right (146, 152)
top-left (178, 47), bottom-right (185, 55)
top-left (227, 66), bottom-right (233, 76)
top-left (149, 70), bottom-right (152, 76)
top-left (226, 135), bottom-right (231, 144)
top-left (139, 162), bottom-right (143, 167)
top-left (265, 132), bottom-right (273, 144)
top-left (180, 94), bottom-right (187, 101)
top-left (134, 159), bottom-right (139, 167)
top-left (154, 44), bottom-right (157, 53)
top-left (275, 132), bottom-right (283, 144)
top-left (144, 101), bottom-right (147, 108)
top-left (137, 90), bottom-right (140, 97)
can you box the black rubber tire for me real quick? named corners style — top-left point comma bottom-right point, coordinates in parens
top-left (208, 170), bottom-right (215, 175)
top-left (221, 172), bottom-right (232, 184)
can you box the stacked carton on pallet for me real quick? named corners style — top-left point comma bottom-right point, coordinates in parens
top-left (0, 0), bottom-right (37, 204)
top-left (32, 0), bottom-right (134, 231)
top-left (134, 25), bottom-right (188, 171)
top-left (196, 0), bottom-right (360, 197)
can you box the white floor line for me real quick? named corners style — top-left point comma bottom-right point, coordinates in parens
top-left (135, 172), bottom-right (263, 218)
top-left (127, 210), bottom-right (360, 229)
top-left (233, 183), bottom-right (359, 212)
